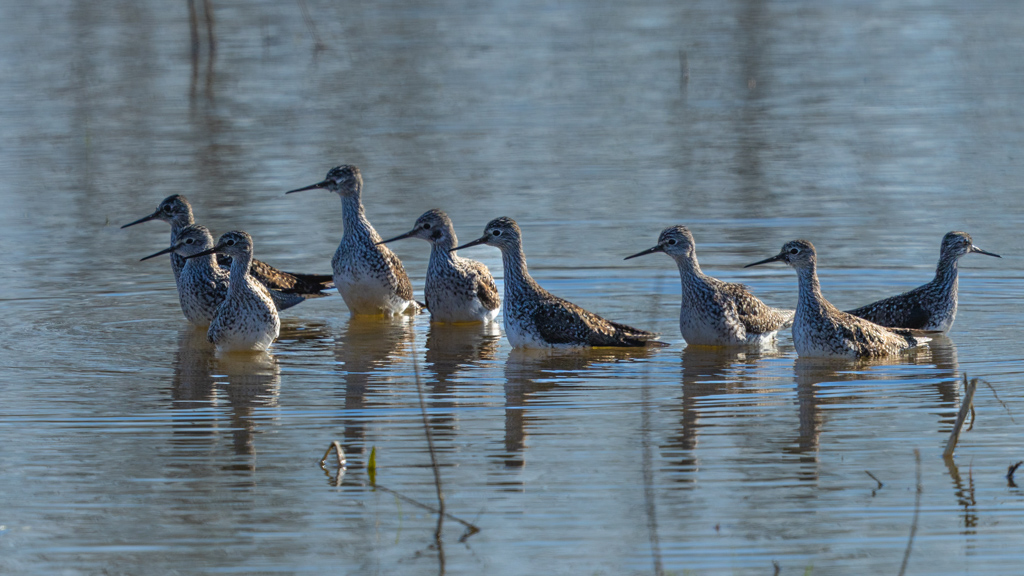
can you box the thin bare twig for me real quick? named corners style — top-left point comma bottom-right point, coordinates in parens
top-left (1007, 461), bottom-right (1023, 488)
top-left (865, 470), bottom-right (884, 490)
top-left (295, 0), bottom-right (327, 51)
top-left (897, 448), bottom-right (922, 576)
top-left (371, 482), bottom-right (479, 541)
top-left (980, 379), bottom-right (1015, 423)
top-left (943, 375), bottom-right (978, 459)
top-left (411, 337), bottom-right (446, 544)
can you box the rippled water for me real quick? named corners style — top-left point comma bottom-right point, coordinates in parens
top-left (2, 0), bottom-right (1024, 574)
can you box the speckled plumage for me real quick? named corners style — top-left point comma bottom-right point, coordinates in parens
top-left (140, 224), bottom-right (228, 326)
top-left (287, 165), bottom-right (420, 316)
top-left (453, 217), bottom-right (657, 348)
top-left (846, 231), bottom-right (1000, 332)
top-left (747, 240), bottom-right (929, 358)
top-left (122, 194), bottom-right (333, 310)
top-left (626, 225), bottom-right (793, 346)
top-left (186, 231), bottom-right (280, 352)
top-left (380, 209), bottom-right (500, 323)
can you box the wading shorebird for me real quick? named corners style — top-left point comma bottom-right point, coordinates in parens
top-left (746, 240), bottom-right (929, 358)
top-left (626, 225), bottom-right (793, 346)
top-left (379, 209), bottom-right (500, 324)
top-left (287, 165), bottom-right (421, 316)
top-left (122, 194), bottom-right (333, 310)
top-left (452, 217), bottom-right (657, 348)
top-left (846, 231), bottom-right (1000, 332)
top-left (140, 224), bottom-right (228, 326)
top-left (185, 231), bottom-right (280, 352)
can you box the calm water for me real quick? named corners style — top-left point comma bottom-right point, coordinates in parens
top-left (2, 0), bottom-right (1024, 574)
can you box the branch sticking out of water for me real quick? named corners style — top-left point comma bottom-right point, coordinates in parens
top-left (865, 470), bottom-right (884, 490)
top-left (319, 441), bottom-right (347, 486)
top-left (944, 374), bottom-right (978, 459)
top-left (897, 448), bottom-right (922, 576)
top-left (1007, 461), bottom-right (1023, 488)
top-left (320, 441), bottom-right (346, 468)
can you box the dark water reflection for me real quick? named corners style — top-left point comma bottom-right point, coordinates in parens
top-left (4, 0), bottom-right (1024, 574)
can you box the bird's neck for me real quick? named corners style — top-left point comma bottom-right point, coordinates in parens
top-left (170, 214), bottom-right (195, 238)
top-left (429, 235), bottom-right (458, 267)
top-left (340, 192), bottom-right (378, 241)
top-left (182, 253), bottom-right (219, 283)
top-left (673, 252), bottom-right (703, 279)
top-left (934, 255), bottom-right (960, 294)
top-left (795, 263), bottom-right (826, 312)
top-left (500, 243), bottom-right (536, 300)
top-left (227, 252), bottom-right (254, 297)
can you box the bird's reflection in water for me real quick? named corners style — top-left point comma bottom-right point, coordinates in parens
top-left (424, 322), bottom-right (501, 443)
top-left (169, 326), bottom-right (219, 448)
top-left (215, 350), bottom-right (281, 469)
top-left (168, 327), bottom-right (281, 476)
top-left (663, 346), bottom-right (768, 485)
top-left (333, 316), bottom-right (414, 458)
top-left (789, 340), bottom-right (955, 482)
top-left (497, 346), bottom-right (657, 475)
top-left (275, 319), bottom-right (334, 350)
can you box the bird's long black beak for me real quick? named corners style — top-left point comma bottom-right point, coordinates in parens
top-left (450, 236), bottom-right (489, 252)
top-left (744, 253), bottom-right (785, 268)
top-left (121, 211), bottom-right (160, 229)
top-left (285, 180), bottom-right (329, 194)
top-left (184, 246), bottom-right (220, 260)
top-left (140, 244), bottom-right (180, 262)
top-left (970, 245), bottom-right (1001, 258)
top-left (624, 244), bottom-right (665, 261)
top-left (377, 229), bottom-right (418, 245)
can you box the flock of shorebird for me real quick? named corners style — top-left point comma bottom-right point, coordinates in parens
top-left (123, 165), bottom-right (999, 358)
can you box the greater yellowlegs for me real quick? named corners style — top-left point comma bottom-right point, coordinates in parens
top-left (185, 231), bottom-right (280, 352)
top-left (122, 194), bottom-right (333, 309)
top-left (141, 224), bottom-right (228, 326)
top-left (746, 240), bottom-right (929, 358)
top-left (846, 231), bottom-right (1000, 332)
top-left (287, 165), bottom-right (421, 316)
top-left (452, 217), bottom-right (657, 348)
top-left (379, 209), bottom-right (500, 323)
top-left (626, 225), bottom-right (794, 346)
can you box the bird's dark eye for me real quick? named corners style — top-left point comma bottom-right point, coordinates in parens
top-left (185, 239), bottom-right (194, 245)
top-left (422, 223), bottom-right (431, 230)
top-left (491, 230), bottom-right (502, 237)
top-left (667, 239), bottom-right (678, 246)
top-left (227, 240), bottom-right (236, 246)
top-left (789, 248), bottom-right (799, 254)
top-left (162, 205), bottom-right (171, 213)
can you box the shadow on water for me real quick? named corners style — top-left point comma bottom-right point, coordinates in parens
top-left (333, 316), bottom-right (414, 458)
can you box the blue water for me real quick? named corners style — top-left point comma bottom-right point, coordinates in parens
top-left (2, 0), bottom-right (1024, 574)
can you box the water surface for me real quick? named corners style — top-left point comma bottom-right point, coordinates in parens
top-left (2, 0), bottom-right (1024, 574)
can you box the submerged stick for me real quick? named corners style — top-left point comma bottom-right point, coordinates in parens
top-left (897, 448), bottom-right (922, 576)
top-left (943, 374), bottom-right (978, 459)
